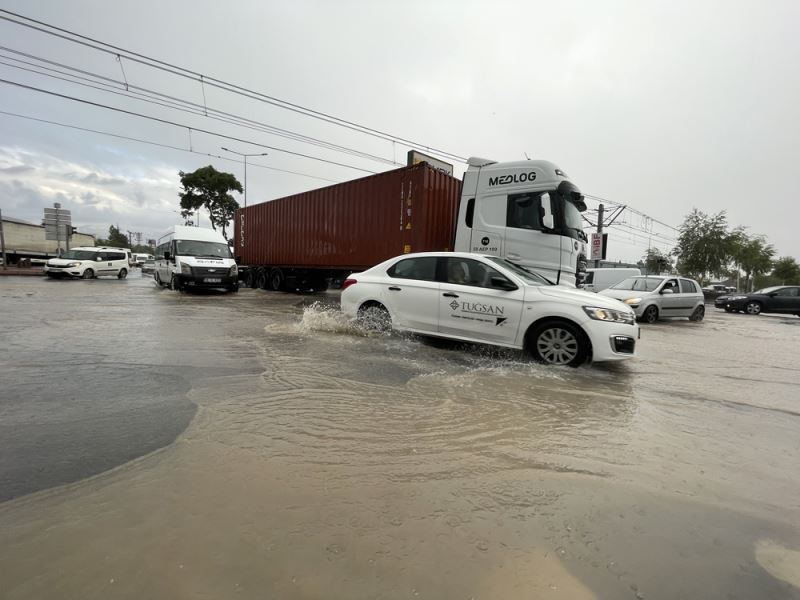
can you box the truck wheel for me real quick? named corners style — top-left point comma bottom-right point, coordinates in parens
top-left (525, 320), bottom-right (588, 367)
top-left (269, 268), bottom-right (284, 291)
top-left (243, 270), bottom-right (255, 288)
top-left (255, 268), bottom-right (268, 290)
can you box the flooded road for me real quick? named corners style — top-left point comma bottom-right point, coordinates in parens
top-left (1, 275), bottom-right (799, 599)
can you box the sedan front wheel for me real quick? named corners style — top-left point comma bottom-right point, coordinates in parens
top-left (745, 301), bottom-right (762, 315)
top-left (527, 321), bottom-right (588, 367)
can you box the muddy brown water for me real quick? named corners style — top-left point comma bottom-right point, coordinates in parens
top-left (1, 276), bottom-right (798, 599)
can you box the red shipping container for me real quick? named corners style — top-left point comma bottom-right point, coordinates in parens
top-left (234, 163), bottom-right (461, 272)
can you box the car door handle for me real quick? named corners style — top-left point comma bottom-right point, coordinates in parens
top-left (388, 286), bottom-right (401, 291)
top-left (443, 292), bottom-right (459, 298)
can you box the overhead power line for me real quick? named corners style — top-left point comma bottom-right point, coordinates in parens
top-left (0, 9), bottom-right (467, 164)
top-left (0, 109), bottom-right (339, 183)
top-left (0, 77), bottom-right (379, 174)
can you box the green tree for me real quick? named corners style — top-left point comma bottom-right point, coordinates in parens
top-left (731, 234), bottom-right (774, 292)
top-left (178, 166), bottom-right (242, 241)
top-left (673, 209), bottom-right (731, 282)
top-left (642, 247), bottom-right (673, 274)
top-left (771, 256), bottom-right (800, 284)
top-left (96, 225), bottom-right (130, 248)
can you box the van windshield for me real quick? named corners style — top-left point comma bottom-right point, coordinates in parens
top-left (175, 240), bottom-right (232, 258)
top-left (61, 250), bottom-right (99, 260)
top-left (611, 277), bottom-right (664, 291)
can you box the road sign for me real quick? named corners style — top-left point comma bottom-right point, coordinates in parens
top-left (590, 232), bottom-right (603, 260)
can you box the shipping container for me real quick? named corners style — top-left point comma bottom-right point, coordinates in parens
top-left (234, 163), bottom-right (461, 291)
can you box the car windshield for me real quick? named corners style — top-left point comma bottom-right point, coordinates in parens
top-left (485, 256), bottom-right (552, 286)
top-left (175, 240), bottom-right (231, 258)
top-left (611, 277), bottom-right (664, 291)
top-left (753, 286), bottom-right (781, 294)
top-left (60, 250), bottom-right (99, 260)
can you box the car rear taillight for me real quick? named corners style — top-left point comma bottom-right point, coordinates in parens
top-left (342, 278), bottom-right (357, 291)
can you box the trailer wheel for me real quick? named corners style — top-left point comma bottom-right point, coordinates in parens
top-left (243, 269), bottom-right (255, 288)
top-left (255, 268), bottom-right (268, 290)
top-left (269, 268), bottom-right (284, 291)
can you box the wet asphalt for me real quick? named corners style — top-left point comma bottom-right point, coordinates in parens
top-left (0, 272), bottom-right (262, 501)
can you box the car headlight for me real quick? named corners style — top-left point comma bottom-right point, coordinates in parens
top-left (583, 306), bottom-right (636, 324)
top-left (66, 262), bottom-right (81, 267)
top-left (229, 265), bottom-right (238, 276)
top-left (623, 297), bottom-right (642, 305)
top-left (180, 263), bottom-right (192, 275)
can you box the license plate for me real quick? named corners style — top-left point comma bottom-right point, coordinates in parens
top-left (205, 277), bottom-right (222, 283)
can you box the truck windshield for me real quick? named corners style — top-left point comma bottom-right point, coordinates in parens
top-left (556, 181), bottom-right (587, 241)
top-left (175, 240), bottom-right (232, 258)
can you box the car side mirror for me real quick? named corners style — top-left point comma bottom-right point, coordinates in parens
top-left (661, 288), bottom-right (674, 294)
top-left (491, 277), bottom-right (518, 291)
top-left (164, 251), bottom-right (171, 261)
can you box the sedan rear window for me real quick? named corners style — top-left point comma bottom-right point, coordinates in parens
top-left (387, 257), bottom-right (438, 281)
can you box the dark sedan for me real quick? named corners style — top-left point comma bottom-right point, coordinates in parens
top-left (714, 286), bottom-right (800, 316)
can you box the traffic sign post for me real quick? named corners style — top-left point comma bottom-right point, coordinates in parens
top-left (43, 203), bottom-right (73, 253)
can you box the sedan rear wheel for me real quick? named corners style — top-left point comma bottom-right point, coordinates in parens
top-left (528, 321), bottom-right (587, 367)
top-left (745, 301), bottom-right (762, 315)
top-left (357, 303), bottom-right (392, 333)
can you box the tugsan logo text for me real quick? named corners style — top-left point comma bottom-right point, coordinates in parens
top-left (451, 301), bottom-right (505, 316)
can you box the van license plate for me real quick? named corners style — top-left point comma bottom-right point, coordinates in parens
top-left (205, 277), bottom-right (221, 283)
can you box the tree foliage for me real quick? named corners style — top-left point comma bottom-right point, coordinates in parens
top-left (673, 209), bottom-right (732, 282)
top-left (641, 247), bottom-right (673, 274)
top-left (771, 256), bottom-right (800, 284)
top-left (178, 166), bottom-right (242, 240)
top-left (730, 234), bottom-right (774, 291)
top-left (96, 225), bottom-right (130, 248)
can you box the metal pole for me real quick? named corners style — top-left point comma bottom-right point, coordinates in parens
top-left (0, 208), bottom-right (7, 270)
top-left (594, 203), bottom-right (604, 269)
top-left (244, 156), bottom-right (248, 208)
top-left (55, 204), bottom-right (61, 257)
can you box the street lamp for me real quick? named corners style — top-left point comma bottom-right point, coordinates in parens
top-left (221, 147), bottom-right (268, 208)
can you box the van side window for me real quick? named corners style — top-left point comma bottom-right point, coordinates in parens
top-left (95, 252), bottom-right (107, 262)
top-left (465, 198), bottom-right (474, 228)
top-left (107, 252), bottom-right (125, 261)
top-left (507, 193), bottom-right (543, 230)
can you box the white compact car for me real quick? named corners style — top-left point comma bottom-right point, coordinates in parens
top-left (44, 247), bottom-right (131, 279)
top-left (599, 275), bottom-right (705, 323)
top-left (340, 252), bottom-right (639, 367)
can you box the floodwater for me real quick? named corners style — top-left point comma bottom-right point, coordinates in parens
top-left (1, 275), bottom-right (799, 599)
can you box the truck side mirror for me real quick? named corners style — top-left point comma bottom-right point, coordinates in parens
top-left (539, 192), bottom-right (555, 230)
top-left (164, 251), bottom-right (171, 261)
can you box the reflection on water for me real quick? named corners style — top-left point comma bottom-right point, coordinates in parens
top-left (1, 293), bottom-right (799, 599)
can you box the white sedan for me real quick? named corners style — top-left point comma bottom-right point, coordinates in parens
top-left (340, 252), bottom-right (639, 367)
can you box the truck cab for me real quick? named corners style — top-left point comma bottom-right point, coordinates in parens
top-left (454, 158), bottom-right (588, 286)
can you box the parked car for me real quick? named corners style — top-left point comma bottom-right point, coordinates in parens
top-left (141, 257), bottom-right (156, 274)
top-left (598, 275), bottom-right (705, 323)
top-left (133, 253), bottom-right (154, 267)
top-left (44, 247), bottom-right (130, 279)
top-left (340, 252), bottom-right (639, 367)
top-left (714, 286), bottom-right (800, 316)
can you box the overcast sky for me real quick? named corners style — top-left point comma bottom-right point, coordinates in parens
top-left (0, 0), bottom-right (797, 262)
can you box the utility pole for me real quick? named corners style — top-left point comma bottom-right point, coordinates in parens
top-left (221, 147), bottom-right (268, 208)
top-left (0, 208), bottom-right (7, 270)
top-left (594, 203), bottom-right (604, 269)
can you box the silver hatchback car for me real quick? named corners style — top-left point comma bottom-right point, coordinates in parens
top-left (599, 275), bottom-right (705, 323)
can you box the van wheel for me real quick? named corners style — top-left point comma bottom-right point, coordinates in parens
top-left (82, 269), bottom-right (94, 279)
top-left (169, 275), bottom-right (182, 291)
top-left (689, 305), bottom-right (705, 322)
top-left (118, 268), bottom-right (128, 279)
top-left (269, 268), bottom-right (284, 291)
top-left (526, 320), bottom-right (588, 367)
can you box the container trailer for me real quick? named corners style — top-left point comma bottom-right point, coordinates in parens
top-left (233, 157), bottom-right (588, 291)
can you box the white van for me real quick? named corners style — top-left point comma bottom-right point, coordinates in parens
top-left (582, 267), bottom-right (641, 292)
top-left (154, 226), bottom-right (238, 292)
top-left (44, 246), bottom-right (131, 279)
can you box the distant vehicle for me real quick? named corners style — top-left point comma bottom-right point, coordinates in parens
top-left (582, 267), bottom-right (641, 293)
top-left (714, 286), bottom-right (800, 316)
top-left (235, 159), bottom-right (589, 292)
top-left (340, 251), bottom-right (638, 367)
top-left (43, 246), bottom-right (130, 279)
top-left (599, 275), bottom-right (705, 323)
top-left (154, 226), bottom-right (238, 292)
top-left (133, 253), bottom-right (154, 267)
top-left (141, 257), bottom-right (155, 274)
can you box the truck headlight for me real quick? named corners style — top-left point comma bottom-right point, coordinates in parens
top-left (180, 263), bottom-right (192, 275)
top-left (229, 264), bottom-right (238, 276)
top-left (583, 306), bottom-right (635, 324)
top-left (623, 297), bottom-right (642, 305)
